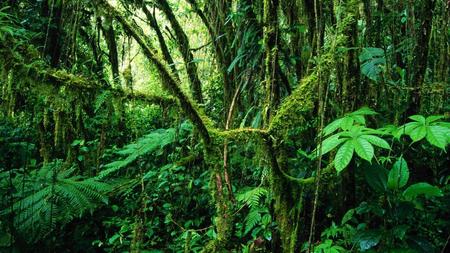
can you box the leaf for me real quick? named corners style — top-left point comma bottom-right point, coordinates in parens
top-left (425, 115), bottom-right (444, 124)
top-left (94, 90), bottom-right (111, 113)
top-left (318, 134), bottom-right (346, 157)
top-left (403, 183), bottom-right (443, 201)
top-left (408, 115), bottom-right (426, 124)
top-left (426, 125), bottom-right (448, 150)
top-left (354, 230), bottom-right (382, 251)
top-left (402, 122), bottom-right (419, 135)
top-left (341, 117), bottom-right (354, 130)
top-left (387, 158), bottom-right (409, 190)
top-left (353, 137), bottom-right (374, 162)
top-left (334, 141), bottom-right (354, 172)
top-left (341, 209), bottom-right (355, 225)
top-left (227, 53), bottom-right (245, 72)
top-left (362, 163), bottom-right (388, 192)
top-left (244, 209), bottom-right (261, 235)
top-left (352, 115), bottom-right (366, 125)
top-left (350, 107), bottom-right (378, 116)
top-left (323, 118), bottom-right (343, 136)
top-left (409, 125), bottom-right (427, 142)
top-left (360, 135), bottom-right (391, 149)
top-left (359, 47), bottom-right (386, 82)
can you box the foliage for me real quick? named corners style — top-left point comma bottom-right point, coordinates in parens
top-left (236, 187), bottom-right (273, 239)
top-left (318, 107), bottom-right (390, 172)
top-left (98, 127), bottom-right (176, 179)
top-left (0, 0), bottom-right (449, 252)
top-left (0, 160), bottom-right (110, 243)
top-left (359, 47), bottom-right (386, 82)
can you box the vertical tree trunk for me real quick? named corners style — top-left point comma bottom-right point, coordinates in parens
top-left (157, 0), bottom-right (204, 104)
top-left (42, 0), bottom-right (64, 67)
top-left (101, 17), bottom-right (121, 87)
top-left (186, 0), bottom-right (232, 111)
top-left (407, 0), bottom-right (435, 115)
top-left (263, 0), bottom-right (280, 124)
top-left (142, 6), bottom-right (180, 82)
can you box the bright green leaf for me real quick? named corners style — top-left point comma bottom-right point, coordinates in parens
top-left (334, 141), bottom-right (354, 172)
top-left (341, 117), bottom-right (354, 131)
top-left (426, 125), bottom-right (448, 150)
top-left (350, 107), bottom-right (378, 116)
top-left (409, 115), bottom-right (426, 123)
top-left (409, 125), bottom-right (427, 142)
top-left (352, 115), bottom-right (366, 125)
top-left (353, 137), bottom-right (374, 162)
top-left (360, 135), bottom-right (391, 149)
top-left (401, 122), bottom-right (419, 135)
top-left (425, 115), bottom-right (444, 123)
top-left (318, 134), bottom-right (346, 157)
top-left (323, 118), bottom-right (343, 136)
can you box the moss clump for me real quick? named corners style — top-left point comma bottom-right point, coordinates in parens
top-left (268, 74), bottom-right (317, 138)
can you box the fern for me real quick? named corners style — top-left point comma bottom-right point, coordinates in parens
top-left (244, 208), bottom-right (262, 235)
top-left (98, 128), bottom-right (176, 179)
top-left (236, 187), bottom-right (268, 208)
top-left (237, 187), bottom-right (270, 236)
top-left (0, 160), bottom-right (110, 242)
top-left (94, 90), bottom-right (112, 113)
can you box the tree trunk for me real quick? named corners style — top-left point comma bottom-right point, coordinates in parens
top-left (407, 0), bottom-right (435, 115)
top-left (157, 0), bottom-right (204, 104)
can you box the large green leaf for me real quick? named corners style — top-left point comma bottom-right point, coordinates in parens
top-left (387, 158), bottom-right (409, 190)
top-left (426, 125), bottom-right (448, 149)
top-left (409, 115), bottom-right (426, 124)
top-left (350, 107), bottom-right (378, 116)
top-left (425, 115), bottom-right (444, 124)
top-left (360, 135), bottom-right (391, 149)
top-left (323, 118), bottom-right (343, 136)
top-left (353, 137), bottom-right (374, 162)
top-left (402, 122), bottom-right (419, 135)
top-left (403, 183), bottom-right (443, 201)
top-left (334, 141), bottom-right (354, 172)
top-left (318, 134), bottom-right (346, 157)
top-left (409, 125), bottom-right (427, 142)
top-left (341, 117), bottom-right (355, 130)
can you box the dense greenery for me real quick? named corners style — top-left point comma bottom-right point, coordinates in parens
top-left (0, 0), bottom-right (448, 252)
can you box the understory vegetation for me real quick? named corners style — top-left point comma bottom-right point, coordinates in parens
top-left (0, 0), bottom-right (449, 252)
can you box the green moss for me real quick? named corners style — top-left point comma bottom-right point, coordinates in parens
top-left (269, 74), bottom-right (317, 138)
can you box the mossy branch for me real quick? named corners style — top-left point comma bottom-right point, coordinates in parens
top-left (0, 42), bottom-right (175, 106)
top-left (278, 162), bottom-right (334, 185)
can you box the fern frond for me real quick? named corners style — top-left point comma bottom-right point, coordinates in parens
top-left (0, 160), bottom-right (110, 243)
top-left (244, 208), bottom-right (262, 235)
top-left (98, 128), bottom-right (176, 179)
top-left (236, 187), bottom-right (268, 208)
